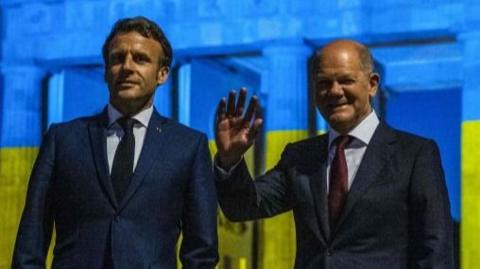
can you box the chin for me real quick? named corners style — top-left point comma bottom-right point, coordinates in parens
top-left (111, 93), bottom-right (139, 106)
top-left (329, 112), bottom-right (353, 123)
top-left (116, 89), bottom-right (142, 99)
top-left (328, 115), bottom-right (354, 131)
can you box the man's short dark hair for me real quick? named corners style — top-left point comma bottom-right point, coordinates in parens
top-left (102, 16), bottom-right (173, 68)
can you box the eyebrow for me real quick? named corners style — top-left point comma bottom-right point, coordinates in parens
top-left (109, 49), bottom-right (153, 59)
top-left (316, 73), bottom-right (357, 78)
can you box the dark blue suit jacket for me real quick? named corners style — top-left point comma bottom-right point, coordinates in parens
top-left (216, 122), bottom-right (453, 269)
top-left (12, 109), bottom-right (218, 269)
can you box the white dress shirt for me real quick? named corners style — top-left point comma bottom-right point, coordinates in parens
top-left (327, 110), bottom-right (379, 191)
top-left (106, 104), bottom-right (153, 174)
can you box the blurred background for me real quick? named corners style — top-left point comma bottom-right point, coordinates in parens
top-left (0, 0), bottom-right (478, 268)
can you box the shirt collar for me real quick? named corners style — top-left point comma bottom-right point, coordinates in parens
top-left (107, 104), bottom-right (153, 128)
top-left (328, 110), bottom-right (380, 149)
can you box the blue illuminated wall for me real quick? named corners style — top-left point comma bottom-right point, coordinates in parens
top-left (186, 58), bottom-right (260, 140)
top-left (1, 0), bottom-right (479, 268)
top-left (386, 88), bottom-right (461, 223)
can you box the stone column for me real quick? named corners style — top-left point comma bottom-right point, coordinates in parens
top-left (459, 30), bottom-right (480, 269)
top-left (154, 73), bottom-right (174, 118)
top-left (177, 62), bottom-right (192, 126)
top-left (0, 65), bottom-right (45, 268)
top-left (259, 41), bottom-right (312, 269)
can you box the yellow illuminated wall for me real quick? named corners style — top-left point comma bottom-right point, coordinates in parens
top-left (0, 147), bottom-right (38, 268)
top-left (260, 130), bottom-right (308, 269)
top-left (461, 120), bottom-right (480, 269)
top-left (209, 141), bottom-right (255, 269)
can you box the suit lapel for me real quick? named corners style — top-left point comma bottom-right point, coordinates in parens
top-left (118, 110), bottom-right (168, 210)
top-left (308, 135), bottom-right (331, 242)
top-left (333, 123), bottom-right (397, 234)
top-left (88, 109), bottom-right (119, 208)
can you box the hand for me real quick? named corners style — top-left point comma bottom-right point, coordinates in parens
top-left (215, 88), bottom-right (263, 169)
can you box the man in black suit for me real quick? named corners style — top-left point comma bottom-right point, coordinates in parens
top-left (214, 39), bottom-right (453, 268)
top-left (12, 17), bottom-right (218, 269)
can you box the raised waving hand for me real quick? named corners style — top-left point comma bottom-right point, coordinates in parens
top-left (215, 88), bottom-right (263, 169)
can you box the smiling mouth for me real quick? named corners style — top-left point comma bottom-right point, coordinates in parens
top-left (329, 103), bottom-right (348, 109)
top-left (118, 80), bottom-right (137, 84)
top-left (116, 81), bottom-right (138, 88)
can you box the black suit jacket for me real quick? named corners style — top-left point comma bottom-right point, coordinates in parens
top-left (12, 109), bottom-right (218, 269)
top-left (216, 122), bottom-right (453, 269)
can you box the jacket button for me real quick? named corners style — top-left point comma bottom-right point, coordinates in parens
top-left (114, 215), bottom-right (120, 222)
top-left (326, 250), bottom-right (333, 256)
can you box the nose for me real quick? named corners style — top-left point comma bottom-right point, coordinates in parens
top-left (121, 54), bottom-right (134, 71)
top-left (329, 81), bottom-right (343, 96)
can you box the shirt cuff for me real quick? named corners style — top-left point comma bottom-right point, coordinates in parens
top-left (214, 156), bottom-right (243, 180)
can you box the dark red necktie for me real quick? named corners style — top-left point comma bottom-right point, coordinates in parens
top-left (328, 135), bottom-right (351, 229)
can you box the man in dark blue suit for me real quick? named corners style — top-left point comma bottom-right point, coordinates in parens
top-left (214, 40), bottom-right (453, 268)
top-left (12, 17), bottom-right (218, 269)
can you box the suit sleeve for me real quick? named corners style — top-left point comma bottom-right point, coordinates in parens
top-left (12, 125), bottom-right (57, 269)
top-left (179, 134), bottom-right (219, 269)
top-left (215, 144), bottom-right (295, 222)
top-left (408, 139), bottom-right (454, 268)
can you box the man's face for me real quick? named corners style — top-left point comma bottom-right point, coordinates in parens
top-left (314, 45), bottom-right (378, 133)
top-left (105, 31), bottom-right (168, 114)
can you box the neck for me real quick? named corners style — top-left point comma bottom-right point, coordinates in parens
top-left (110, 98), bottom-right (153, 116)
top-left (331, 108), bottom-right (372, 134)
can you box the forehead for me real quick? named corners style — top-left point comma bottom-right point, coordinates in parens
top-left (108, 31), bottom-right (163, 56)
top-left (315, 47), bottom-right (363, 75)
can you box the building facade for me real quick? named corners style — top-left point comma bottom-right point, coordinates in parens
top-left (1, 0), bottom-right (478, 268)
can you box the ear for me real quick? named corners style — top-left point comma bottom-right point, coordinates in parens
top-left (368, 72), bottom-right (380, 98)
top-left (157, 66), bottom-right (170, 85)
